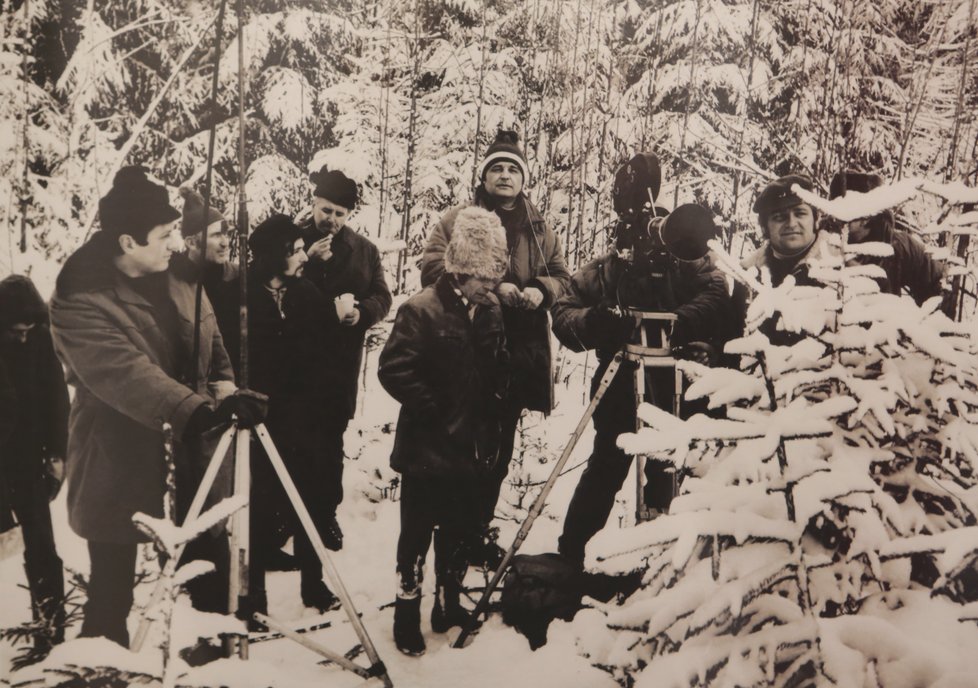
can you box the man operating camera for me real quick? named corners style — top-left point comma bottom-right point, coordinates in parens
top-left (552, 153), bottom-right (731, 565)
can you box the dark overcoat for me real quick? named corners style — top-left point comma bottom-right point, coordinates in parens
top-left (378, 275), bottom-right (507, 478)
top-left (300, 223), bottom-right (392, 418)
top-left (421, 195), bottom-right (570, 413)
top-left (0, 277), bottom-right (69, 532)
top-left (49, 232), bottom-right (234, 543)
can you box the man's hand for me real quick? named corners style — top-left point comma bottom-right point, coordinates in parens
top-left (673, 341), bottom-right (718, 367)
top-left (521, 286), bottom-right (544, 310)
top-left (496, 282), bottom-right (522, 307)
top-left (341, 307), bottom-right (361, 327)
top-left (215, 390), bottom-right (269, 429)
top-left (307, 236), bottom-right (333, 262)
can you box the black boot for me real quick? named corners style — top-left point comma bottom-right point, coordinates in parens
top-left (301, 578), bottom-right (341, 614)
top-left (393, 596), bottom-right (425, 656)
top-left (431, 580), bottom-right (474, 633)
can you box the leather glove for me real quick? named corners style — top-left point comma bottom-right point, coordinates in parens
top-left (672, 341), bottom-right (718, 367)
top-left (216, 390), bottom-right (269, 428)
top-left (183, 390), bottom-right (270, 440)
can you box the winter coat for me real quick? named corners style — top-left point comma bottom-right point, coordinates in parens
top-left (731, 231), bottom-right (842, 342)
top-left (378, 275), bottom-right (507, 478)
top-left (169, 253), bottom-right (241, 366)
top-left (552, 251), bottom-right (730, 358)
top-left (0, 277), bottom-right (69, 533)
top-left (300, 223), bottom-right (392, 419)
top-left (49, 232), bottom-right (235, 543)
top-left (421, 195), bottom-right (570, 413)
top-left (853, 220), bottom-right (947, 310)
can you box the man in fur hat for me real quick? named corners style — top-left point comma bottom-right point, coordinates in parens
top-left (379, 206), bottom-right (509, 656)
top-left (293, 165), bottom-right (392, 608)
top-left (0, 274), bottom-right (69, 658)
top-left (49, 166), bottom-right (266, 648)
top-left (828, 170), bottom-right (948, 311)
top-left (421, 130), bottom-right (570, 568)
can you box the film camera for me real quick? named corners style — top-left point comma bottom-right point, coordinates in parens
top-left (611, 153), bottom-right (716, 276)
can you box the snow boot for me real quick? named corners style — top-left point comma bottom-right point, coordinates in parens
top-left (301, 579), bottom-right (341, 614)
top-left (431, 580), bottom-right (477, 633)
top-left (393, 596), bottom-right (425, 656)
top-left (322, 515), bottom-right (343, 552)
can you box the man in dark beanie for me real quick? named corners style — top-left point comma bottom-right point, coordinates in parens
top-left (380, 206), bottom-right (509, 656)
top-left (828, 170), bottom-right (947, 310)
top-left (732, 174), bottom-right (841, 336)
top-left (49, 165), bottom-right (267, 648)
top-left (0, 274), bottom-right (69, 658)
top-left (170, 186), bottom-right (239, 352)
top-left (296, 165), bottom-right (392, 591)
top-left (421, 129), bottom-right (570, 568)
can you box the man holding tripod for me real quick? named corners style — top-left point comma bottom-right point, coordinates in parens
top-left (552, 154), bottom-right (730, 565)
top-left (50, 166), bottom-right (267, 648)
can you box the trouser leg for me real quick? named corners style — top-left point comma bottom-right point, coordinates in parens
top-left (180, 529), bottom-right (229, 614)
top-left (558, 370), bottom-right (636, 563)
top-left (81, 540), bottom-right (138, 647)
top-left (16, 485), bottom-right (65, 646)
top-left (478, 404), bottom-right (522, 527)
top-left (396, 475), bottom-right (436, 600)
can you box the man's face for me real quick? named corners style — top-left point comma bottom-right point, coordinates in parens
top-left (283, 238), bottom-right (308, 278)
top-left (766, 203), bottom-right (816, 255)
top-left (313, 197), bottom-right (350, 236)
top-left (123, 221), bottom-right (181, 276)
top-left (201, 220), bottom-right (231, 264)
top-left (1, 322), bottom-right (34, 345)
top-left (458, 275), bottom-right (500, 306)
top-left (846, 218), bottom-right (872, 243)
top-left (484, 161), bottom-right (523, 202)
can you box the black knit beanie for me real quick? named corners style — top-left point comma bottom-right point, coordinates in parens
top-left (99, 166), bottom-right (181, 238)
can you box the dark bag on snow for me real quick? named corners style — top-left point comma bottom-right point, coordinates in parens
top-left (501, 553), bottom-right (585, 650)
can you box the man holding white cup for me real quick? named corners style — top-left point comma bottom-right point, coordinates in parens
top-left (297, 166), bottom-right (392, 610)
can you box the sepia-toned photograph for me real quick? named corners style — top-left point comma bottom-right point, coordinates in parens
top-left (1, 0), bottom-right (977, 686)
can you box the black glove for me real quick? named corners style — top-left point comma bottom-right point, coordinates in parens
top-left (586, 303), bottom-right (636, 350)
top-left (672, 341), bottom-right (718, 367)
top-left (215, 390), bottom-right (269, 429)
top-left (183, 390), bottom-right (270, 440)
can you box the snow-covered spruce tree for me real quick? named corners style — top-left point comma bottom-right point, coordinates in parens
top-left (575, 186), bottom-right (978, 686)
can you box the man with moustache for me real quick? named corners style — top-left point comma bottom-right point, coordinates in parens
top-left (297, 166), bottom-right (391, 609)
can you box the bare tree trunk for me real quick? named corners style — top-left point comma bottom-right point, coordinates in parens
top-left (674, 0), bottom-right (703, 208)
top-left (395, 0), bottom-right (422, 293)
top-left (470, 0), bottom-right (489, 190)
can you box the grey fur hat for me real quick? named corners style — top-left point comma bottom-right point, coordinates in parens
top-left (444, 206), bottom-right (508, 279)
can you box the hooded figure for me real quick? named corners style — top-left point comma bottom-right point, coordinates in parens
top-left (420, 130), bottom-right (571, 563)
top-left (828, 170), bottom-right (948, 311)
top-left (380, 206), bottom-right (510, 656)
top-left (0, 274), bottom-right (69, 657)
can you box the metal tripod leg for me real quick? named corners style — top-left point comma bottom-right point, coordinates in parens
top-left (453, 353), bottom-right (627, 649)
top-left (254, 424), bottom-right (393, 688)
top-left (132, 425), bottom-right (237, 652)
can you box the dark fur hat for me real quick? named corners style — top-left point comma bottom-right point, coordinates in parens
top-left (829, 170), bottom-right (884, 200)
top-left (310, 166), bottom-right (359, 210)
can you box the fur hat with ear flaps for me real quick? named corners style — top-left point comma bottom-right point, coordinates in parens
top-left (445, 207), bottom-right (508, 280)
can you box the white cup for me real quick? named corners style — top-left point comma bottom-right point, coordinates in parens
top-left (336, 293), bottom-right (355, 319)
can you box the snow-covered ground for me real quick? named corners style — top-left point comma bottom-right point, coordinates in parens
top-left (1, 325), bottom-right (638, 687)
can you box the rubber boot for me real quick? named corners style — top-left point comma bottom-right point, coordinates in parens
top-left (394, 596), bottom-right (425, 656)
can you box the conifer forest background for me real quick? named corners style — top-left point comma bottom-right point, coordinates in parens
top-left (1, 0), bottom-right (976, 292)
